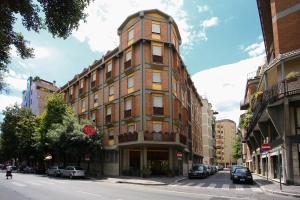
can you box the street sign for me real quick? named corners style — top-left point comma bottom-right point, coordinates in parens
top-left (261, 143), bottom-right (271, 152)
top-left (176, 152), bottom-right (183, 158)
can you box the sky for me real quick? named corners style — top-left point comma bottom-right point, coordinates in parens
top-left (0, 0), bottom-right (266, 123)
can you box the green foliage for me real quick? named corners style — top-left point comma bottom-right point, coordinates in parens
top-left (286, 71), bottom-right (299, 79)
top-left (239, 110), bottom-right (253, 129)
top-left (0, 0), bottom-right (91, 92)
top-left (233, 135), bottom-right (242, 160)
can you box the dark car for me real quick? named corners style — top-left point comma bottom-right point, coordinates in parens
top-left (230, 165), bottom-right (243, 180)
top-left (232, 167), bottom-right (253, 184)
top-left (188, 165), bottom-right (207, 179)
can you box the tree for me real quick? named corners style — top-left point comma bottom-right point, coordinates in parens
top-left (233, 133), bottom-right (243, 160)
top-left (0, 0), bottom-right (91, 92)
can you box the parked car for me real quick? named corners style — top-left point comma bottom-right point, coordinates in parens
top-left (188, 164), bottom-right (207, 179)
top-left (23, 166), bottom-right (34, 173)
top-left (62, 166), bottom-right (85, 179)
top-left (218, 165), bottom-right (224, 171)
top-left (46, 166), bottom-right (64, 177)
top-left (232, 167), bottom-right (253, 184)
top-left (230, 165), bottom-right (243, 180)
top-left (211, 165), bottom-right (218, 173)
top-left (204, 165), bottom-right (213, 175)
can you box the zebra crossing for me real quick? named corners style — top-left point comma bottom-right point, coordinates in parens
top-left (169, 182), bottom-right (262, 192)
top-left (1, 178), bottom-right (69, 188)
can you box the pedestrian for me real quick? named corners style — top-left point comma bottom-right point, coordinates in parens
top-left (6, 165), bottom-right (12, 179)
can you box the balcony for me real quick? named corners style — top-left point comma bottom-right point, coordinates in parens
top-left (144, 131), bottom-right (175, 142)
top-left (153, 107), bottom-right (164, 115)
top-left (106, 115), bottom-right (112, 124)
top-left (118, 131), bottom-right (138, 143)
top-left (153, 55), bottom-right (163, 63)
top-left (246, 76), bottom-right (300, 137)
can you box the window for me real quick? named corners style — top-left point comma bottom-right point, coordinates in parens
top-left (128, 124), bottom-right (135, 133)
top-left (153, 122), bottom-right (162, 132)
top-left (153, 96), bottom-right (163, 107)
top-left (94, 93), bottom-right (98, 106)
top-left (80, 79), bottom-right (84, 88)
top-left (70, 86), bottom-right (73, 95)
top-left (108, 129), bottom-right (114, 140)
top-left (107, 62), bottom-right (112, 72)
top-left (81, 99), bottom-right (86, 112)
top-left (152, 71), bottom-right (161, 83)
top-left (152, 45), bottom-right (162, 56)
top-left (128, 28), bottom-right (134, 43)
top-left (109, 85), bottom-right (114, 96)
top-left (125, 98), bottom-right (132, 111)
top-left (127, 75), bottom-right (134, 89)
top-left (106, 106), bottom-right (112, 115)
top-left (126, 51), bottom-right (132, 61)
top-left (152, 22), bottom-right (160, 34)
top-left (92, 71), bottom-right (96, 81)
top-left (91, 112), bottom-right (96, 122)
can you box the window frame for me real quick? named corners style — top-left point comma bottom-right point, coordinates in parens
top-left (127, 74), bottom-right (134, 89)
top-left (152, 71), bottom-right (161, 83)
top-left (153, 95), bottom-right (163, 108)
top-left (109, 85), bottom-right (114, 96)
top-left (152, 22), bottom-right (161, 34)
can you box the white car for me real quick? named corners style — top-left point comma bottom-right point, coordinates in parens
top-left (46, 166), bottom-right (64, 177)
top-left (62, 166), bottom-right (85, 179)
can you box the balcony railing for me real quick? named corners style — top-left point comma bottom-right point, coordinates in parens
top-left (118, 131), bottom-right (138, 143)
top-left (153, 55), bottom-right (163, 63)
top-left (144, 131), bottom-right (175, 142)
top-left (153, 107), bottom-right (164, 115)
top-left (124, 60), bottom-right (132, 70)
top-left (246, 76), bottom-right (300, 137)
top-left (124, 110), bottom-right (132, 118)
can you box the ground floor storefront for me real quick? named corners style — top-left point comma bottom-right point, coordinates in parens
top-left (102, 146), bottom-right (190, 177)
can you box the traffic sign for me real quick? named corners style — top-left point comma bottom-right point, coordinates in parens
top-left (176, 152), bottom-right (183, 158)
top-left (261, 143), bottom-right (271, 152)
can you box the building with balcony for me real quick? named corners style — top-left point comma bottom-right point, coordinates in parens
top-left (201, 98), bottom-right (216, 165)
top-left (240, 0), bottom-right (300, 184)
top-left (60, 9), bottom-right (203, 176)
top-left (22, 76), bottom-right (59, 116)
top-left (215, 119), bottom-right (236, 168)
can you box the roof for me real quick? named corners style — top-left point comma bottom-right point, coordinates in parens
top-left (117, 9), bottom-right (182, 44)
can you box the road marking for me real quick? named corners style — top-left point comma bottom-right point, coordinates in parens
top-left (207, 183), bottom-right (217, 188)
top-left (235, 185), bottom-right (244, 191)
top-left (194, 183), bottom-right (204, 188)
top-left (221, 184), bottom-right (230, 190)
top-left (251, 187), bottom-right (262, 192)
top-left (27, 181), bottom-right (42, 186)
top-left (11, 182), bottom-right (26, 187)
top-left (78, 191), bottom-right (103, 198)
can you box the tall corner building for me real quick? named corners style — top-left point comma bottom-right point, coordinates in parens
top-left (240, 0), bottom-right (300, 185)
top-left (61, 9), bottom-right (203, 176)
top-left (22, 76), bottom-right (59, 116)
top-left (215, 119), bottom-right (236, 168)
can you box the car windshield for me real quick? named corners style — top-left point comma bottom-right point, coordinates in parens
top-left (75, 166), bottom-right (83, 170)
top-left (192, 165), bottom-right (203, 171)
top-left (235, 168), bottom-right (249, 173)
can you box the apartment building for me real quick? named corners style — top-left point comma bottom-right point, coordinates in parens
top-left (61, 9), bottom-right (203, 176)
top-left (215, 119), bottom-right (236, 167)
top-left (240, 0), bottom-right (300, 184)
top-left (22, 76), bottom-right (59, 116)
top-left (201, 98), bottom-right (216, 165)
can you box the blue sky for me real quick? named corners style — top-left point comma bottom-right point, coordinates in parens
top-left (0, 0), bottom-right (266, 123)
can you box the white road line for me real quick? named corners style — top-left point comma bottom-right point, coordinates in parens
top-left (207, 183), bottom-right (217, 188)
top-left (193, 183), bottom-right (204, 188)
top-left (235, 185), bottom-right (244, 191)
top-left (11, 182), bottom-right (26, 187)
top-left (78, 191), bottom-right (103, 198)
top-left (251, 187), bottom-right (262, 192)
top-left (221, 184), bottom-right (230, 190)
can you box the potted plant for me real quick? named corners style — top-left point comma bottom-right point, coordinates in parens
top-left (286, 71), bottom-right (299, 83)
top-left (254, 91), bottom-right (263, 102)
top-left (141, 165), bottom-right (152, 178)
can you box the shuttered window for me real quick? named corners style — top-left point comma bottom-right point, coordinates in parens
top-left (153, 96), bottom-right (163, 107)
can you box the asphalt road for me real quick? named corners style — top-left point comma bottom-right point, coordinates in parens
top-left (0, 170), bottom-right (297, 200)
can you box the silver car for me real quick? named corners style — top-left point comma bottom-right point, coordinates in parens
top-left (46, 166), bottom-right (64, 177)
top-left (62, 166), bottom-right (85, 179)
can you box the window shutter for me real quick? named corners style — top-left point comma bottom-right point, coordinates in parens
top-left (125, 99), bottom-right (132, 110)
top-left (153, 96), bottom-right (163, 107)
top-left (153, 46), bottom-right (162, 56)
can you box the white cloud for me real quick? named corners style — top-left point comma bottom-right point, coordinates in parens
top-left (73, 0), bottom-right (198, 52)
top-left (244, 41), bottom-right (265, 57)
top-left (201, 17), bottom-right (219, 28)
top-left (33, 46), bottom-right (53, 59)
top-left (192, 55), bottom-right (265, 124)
top-left (197, 5), bottom-right (209, 13)
top-left (4, 70), bottom-right (28, 91)
top-left (0, 95), bottom-right (22, 113)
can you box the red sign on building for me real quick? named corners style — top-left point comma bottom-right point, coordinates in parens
top-left (176, 152), bottom-right (183, 158)
top-left (83, 125), bottom-right (97, 136)
top-left (261, 143), bottom-right (271, 152)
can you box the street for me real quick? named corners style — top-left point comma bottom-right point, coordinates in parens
top-left (0, 170), bottom-right (296, 200)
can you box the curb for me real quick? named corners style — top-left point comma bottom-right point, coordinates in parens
top-left (116, 181), bottom-right (167, 186)
top-left (255, 180), bottom-right (300, 198)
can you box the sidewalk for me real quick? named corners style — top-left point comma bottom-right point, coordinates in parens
top-left (92, 176), bottom-right (187, 186)
top-left (253, 174), bottom-right (300, 198)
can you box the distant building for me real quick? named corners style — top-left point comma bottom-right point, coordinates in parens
top-left (22, 76), bottom-right (59, 116)
top-left (201, 98), bottom-right (216, 165)
top-left (215, 119), bottom-right (236, 167)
